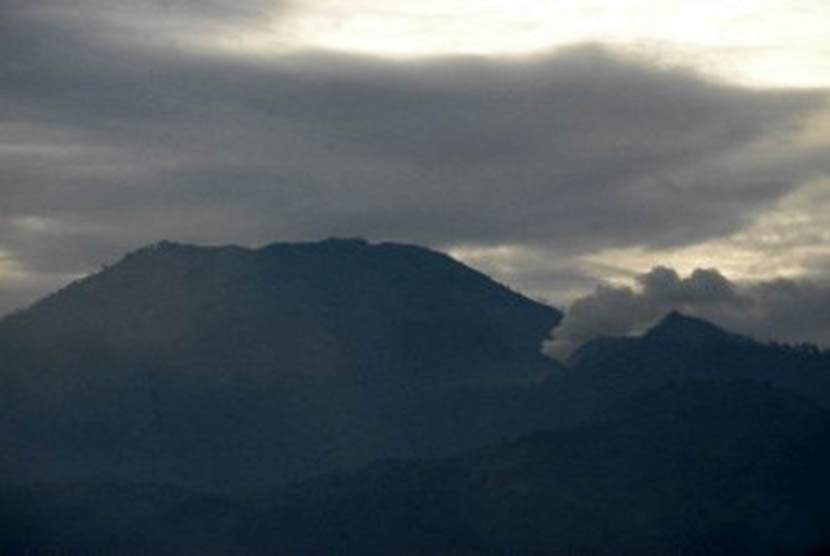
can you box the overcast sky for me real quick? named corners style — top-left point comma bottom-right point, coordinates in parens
top-left (2, 1), bottom-right (829, 346)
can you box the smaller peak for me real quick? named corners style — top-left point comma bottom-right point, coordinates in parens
top-left (644, 311), bottom-right (739, 345)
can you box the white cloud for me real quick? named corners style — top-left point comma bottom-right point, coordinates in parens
top-left (543, 266), bottom-right (830, 360)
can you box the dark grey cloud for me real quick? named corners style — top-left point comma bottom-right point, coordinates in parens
top-left (0, 1), bottom-right (829, 316)
top-left (543, 267), bottom-right (830, 359)
top-left (3, 1), bottom-right (283, 43)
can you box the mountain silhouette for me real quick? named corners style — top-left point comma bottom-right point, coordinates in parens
top-left (3, 241), bottom-right (830, 554)
top-left (0, 238), bottom-right (561, 488)
top-left (547, 311), bottom-right (830, 423)
top-left (643, 309), bottom-right (749, 346)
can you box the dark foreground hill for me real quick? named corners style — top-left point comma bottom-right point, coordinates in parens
top-left (5, 380), bottom-right (830, 555)
top-left (0, 239), bottom-right (561, 488)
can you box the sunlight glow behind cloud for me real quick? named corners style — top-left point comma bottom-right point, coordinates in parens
top-left (449, 177), bottom-right (830, 306)
top-left (211, 0), bottom-right (830, 87)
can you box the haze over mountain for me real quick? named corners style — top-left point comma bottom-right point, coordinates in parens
top-left (5, 380), bottom-right (830, 555)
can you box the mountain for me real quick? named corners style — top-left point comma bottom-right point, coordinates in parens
top-left (643, 309), bottom-right (750, 345)
top-left (1, 238), bottom-right (559, 384)
top-left (4, 240), bottom-right (830, 554)
top-left (0, 238), bottom-right (561, 488)
top-left (543, 311), bottom-right (830, 423)
top-left (6, 380), bottom-right (830, 555)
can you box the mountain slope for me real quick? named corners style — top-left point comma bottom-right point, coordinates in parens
top-left (0, 238), bottom-right (561, 488)
top-left (2, 238), bottom-right (558, 383)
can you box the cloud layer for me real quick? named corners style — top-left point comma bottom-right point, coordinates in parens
top-left (543, 267), bottom-right (830, 360)
top-left (0, 1), bottom-right (829, 316)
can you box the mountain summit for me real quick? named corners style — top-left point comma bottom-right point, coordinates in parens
top-left (643, 310), bottom-right (747, 347)
top-left (3, 238), bottom-right (559, 384)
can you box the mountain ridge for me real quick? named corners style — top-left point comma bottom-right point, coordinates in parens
top-left (2, 240), bottom-right (830, 553)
